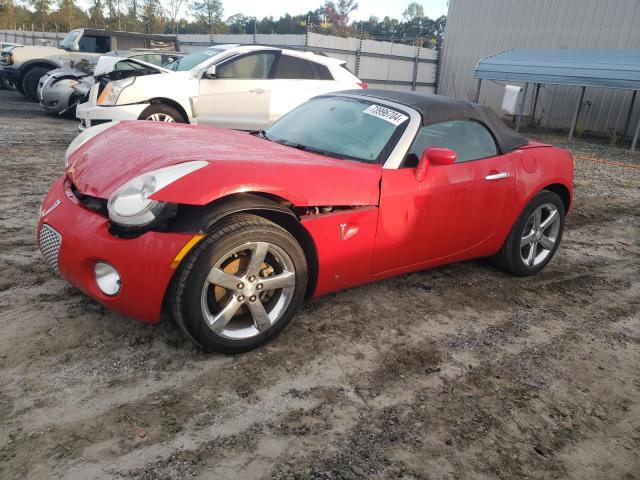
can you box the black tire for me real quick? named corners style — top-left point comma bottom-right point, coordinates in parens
top-left (0, 77), bottom-right (16, 90)
top-left (170, 214), bottom-right (308, 354)
top-left (493, 190), bottom-right (565, 276)
top-left (138, 103), bottom-right (186, 123)
top-left (22, 67), bottom-right (50, 101)
top-left (14, 78), bottom-right (25, 95)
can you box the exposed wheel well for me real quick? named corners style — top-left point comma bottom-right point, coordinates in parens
top-left (147, 98), bottom-right (190, 123)
top-left (543, 183), bottom-right (571, 212)
top-left (175, 193), bottom-right (319, 298)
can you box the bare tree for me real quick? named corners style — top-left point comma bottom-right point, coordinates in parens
top-left (162, 0), bottom-right (184, 33)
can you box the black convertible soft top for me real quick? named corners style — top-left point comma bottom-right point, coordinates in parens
top-left (342, 89), bottom-right (529, 154)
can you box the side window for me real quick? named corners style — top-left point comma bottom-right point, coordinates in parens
top-left (406, 120), bottom-right (498, 165)
top-left (216, 52), bottom-right (277, 79)
top-left (308, 61), bottom-right (333, 80)
top-left (275, 55), bottom-right (313, 79)
top-left (275, 55), bottom-right (334, 80)
top-left (78, 35), bottom-right (111, 53)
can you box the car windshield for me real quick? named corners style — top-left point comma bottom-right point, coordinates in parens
top-left (164, 48), bottom-right (225, 71)
top-left (264, 96), bottom-right (410, 163)
top-left (59, 30), bottom-right (81, 50)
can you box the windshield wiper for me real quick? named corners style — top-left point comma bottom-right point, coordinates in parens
top-left (251, 129), bottom-right (272, 141)
top-left (276, 141), bottom-right (351, 160)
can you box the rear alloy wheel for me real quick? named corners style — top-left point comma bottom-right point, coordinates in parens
top-left (139, 103), bottom-right (185, 123)
top-left (494, 190), bottom-right (565, 276)
top-left (171, 214), bottom-right (307, 353)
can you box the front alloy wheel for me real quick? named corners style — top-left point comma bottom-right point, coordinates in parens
top-left (171, 214), bottom-right (307, 353)
top-left (201, 241), bottom-right (297, 340)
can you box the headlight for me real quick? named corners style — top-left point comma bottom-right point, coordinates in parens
top-left (52, 78), bottom-right (79, 88)
top-left (0, 51), bottom-right (12, 65)
top-left (108, 161), bottom-right (208, 227)
top-left (65, 121), bottom-right (120, 167)
top-left (97, 77), bottom-right (135, 106)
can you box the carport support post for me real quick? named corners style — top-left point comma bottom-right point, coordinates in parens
top-left (623, 90), bottom-right (637, 137)
top-left (473, 78), bottom-right (482, 103)
top-left (530, 83), bottom-right (540, 128)
top-left (515, 82), bottom-right (529, 132)
top-left (569, 86), bottom-right (586, 139)
top-left (632, 116), bottom-right (640, 151)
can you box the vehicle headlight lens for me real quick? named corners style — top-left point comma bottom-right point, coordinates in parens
top-left (53, 78), bottom-right (78, 88)
top-left (65, 121), bottom-right (120, 167)
top-left (108, 161), bottom-right (208, 227)
top-left (97, 77), bottom-right (135, 106)
top-left (0, 51), bottom-right (12, 65)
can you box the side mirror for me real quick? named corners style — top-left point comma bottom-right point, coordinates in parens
top-left (415, 147), bottom-right (457, 182)
top-left (204, 64), bottom-right (217, 78)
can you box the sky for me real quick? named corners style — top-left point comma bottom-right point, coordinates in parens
top-left (221, 0), bottom-right (449, 21)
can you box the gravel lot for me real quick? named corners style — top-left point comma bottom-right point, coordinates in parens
top-left (0, 88), bottom-right (639, 480)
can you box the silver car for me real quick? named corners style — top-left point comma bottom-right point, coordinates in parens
top-left (38, 50), bottom-right (182, 116)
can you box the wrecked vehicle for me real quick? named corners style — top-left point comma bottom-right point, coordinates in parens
top-left (0, 42), bottom-right (20, 89)
top-left (0, 28), bottom-right (177, 101)
top-left (38, 90), bottom-right (573, 353)
top-left (75, 44), bottom-right (366, 130)
top-left (38, 51), bottom-right (183, 116)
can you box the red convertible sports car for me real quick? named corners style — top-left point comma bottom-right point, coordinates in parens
top-left (38, 90), bottom-right (573, 353)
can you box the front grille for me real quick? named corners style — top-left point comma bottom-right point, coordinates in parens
top-left (39, 224), bottom-right (62, 273)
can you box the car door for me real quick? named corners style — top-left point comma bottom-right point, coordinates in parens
top-left (197, 50), bottom-right (278, 130)
top-left (270, 54), bottom-right (335, 124)
top-left (372, 119), bottom-right (517, 274)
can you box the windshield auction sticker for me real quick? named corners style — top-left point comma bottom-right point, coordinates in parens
top-left (363, 104), bottom-right (409, 126)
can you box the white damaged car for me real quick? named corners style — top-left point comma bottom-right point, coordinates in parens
top-left (76, 44), bottom-right (367, 131)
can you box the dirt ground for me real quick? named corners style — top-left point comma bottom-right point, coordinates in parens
top-left (0, 88), bottom-right (639, 480)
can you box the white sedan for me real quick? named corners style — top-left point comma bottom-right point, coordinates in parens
top-left (76, 44), bottom-right (366, 131)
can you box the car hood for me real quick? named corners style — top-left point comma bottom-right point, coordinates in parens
top-left (11, 45), bottom-right (66, 59)
top-left (68, 122), bottom-right (382, 207)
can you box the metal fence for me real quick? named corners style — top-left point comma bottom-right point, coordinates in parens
top-left (0, 29), bottom-right (439, 93)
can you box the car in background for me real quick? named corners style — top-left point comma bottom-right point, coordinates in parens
top-left (0, 28), bottom-right (178, 101)
top-left (0, 42), bottom-right (21, 89)
top-left (38, 50), bottom-right (183, 116)
top-left (76, 44), bottom-right (367, 130)
top-left (40, 90), bottom-right (573, 353)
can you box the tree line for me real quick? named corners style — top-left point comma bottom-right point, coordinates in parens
top-left (0, 0), bottom-right (445, 46)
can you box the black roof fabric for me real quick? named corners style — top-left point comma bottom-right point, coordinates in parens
top-left (342, 89), bottom-right (529, 154)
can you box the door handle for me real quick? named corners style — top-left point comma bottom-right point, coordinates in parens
top-left (249, 88), bottom-right (265, 94)
top-left (485, 172), bottom-right (510, 181)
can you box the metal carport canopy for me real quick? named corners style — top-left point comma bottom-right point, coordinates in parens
top-left (474, 48), bottom-right (640, 90)
top-left (472, 48), bottom-right (640, 149)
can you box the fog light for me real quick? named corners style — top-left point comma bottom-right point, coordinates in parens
top-left (95, 262), bottom-right (121, 296)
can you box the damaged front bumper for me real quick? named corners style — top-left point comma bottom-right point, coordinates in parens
top-left (37, 175), bottom-right (197, 323)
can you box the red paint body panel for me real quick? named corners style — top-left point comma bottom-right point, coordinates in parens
top-left (38, 176), bottom-right (194, 323)
top-left (301, 208), bottom-right (379, 296)
top-left (68, 121), bottom-right (381, 207)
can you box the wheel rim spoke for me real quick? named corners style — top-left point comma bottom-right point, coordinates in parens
top-left (247, 242), bottom-right (269, 277)
top-left (207, 267), bottom-right (241, 291)
top-left (533, 208), bottom-right (542, 228)
top-left (247, 300), bottom-right (272, 332)
top-left (206, 296), bottom-right (242, 332)
top-left (164, 115), bottom-right (174, 122)
top-left (540, 209), bottom-right (558, 231)
top-left (539, 235), bottom-right (554, 250)
top-left (521, 231), bottom-right (535, 247)
top-left (260, 271), bottom-right (295, 291)
top-left (526, 242), bottom-right (537, 265)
